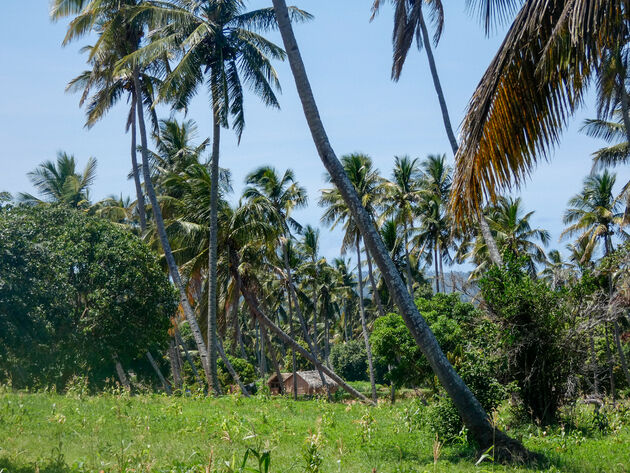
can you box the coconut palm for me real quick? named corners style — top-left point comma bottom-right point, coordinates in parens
top-left (320, 153), bottom-right (389, 402)
top-left (414, 154), bottom-right (453, 292)
top-left (539, 249), bottom-right (577, 290)
top-left (371, 0), bottom-right (504, 266)
top-left (562, 170), bottom-right (624, 263)
top-left (383, 156), bottom-right (421, 294)
top-left (451, 1), bottom-right (630, 227)
top-left (19, 152), bottom-right (96, 208)
top-left (123, 0), bottom-right (309, 393)
top-left (52, 0), bottom-right (161, 232)
top-left (271, 0), bottom-right (527, 457)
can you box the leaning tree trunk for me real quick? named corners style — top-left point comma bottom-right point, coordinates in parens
top-left (287, 287), bottom-right (298, 400)
top-left (232, 264), bottom-right (371, 403)
top-left (418, 8), bottom-right (504, 268)
top-left (113, 354), bottom-right (131, 392)
top-left (146, 351), bottom-right (172, 395)
top-left (613, 320), bottom-right (630, 388)
top-left (403, 220), bottom-right (414, 295)
top-left (417, 6), bottom-right (458, 155)
top-left (132, 67), bottom-right (212, 389)
top-left (366, 247), bottom-right (386, 318)
top-left (283, 243), bottom-right (331, 399)
top-left (270, 2), bottom-right (528, 458)
top-left (129, 91), bottom-right (147, 232)
top-left (176, 329), bottom-right (202, 386)
top-left (263, 323), bottom-right (285, 394)
top-left (207, 77), bottom-right (222, 395)
top-left (604, 323), bottom-right (617, 405)
top-left (169, 338), bottom-right (183, 390)
top-left (357, 239), bottom-right (378, 403)
top-left (217, 337), bottom-right (250, 397)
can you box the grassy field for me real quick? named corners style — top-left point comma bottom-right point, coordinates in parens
top-left (0, 389), bottom-right (629, 473)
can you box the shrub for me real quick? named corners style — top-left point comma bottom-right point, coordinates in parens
top-left (218, 356), bottom-right (256, 388)
top-left (479, 253), bottom-right (578, 424)
top-left (329, 340), bottom-right (368, 382)
top-left (0, 205), bottom-right (176, 389)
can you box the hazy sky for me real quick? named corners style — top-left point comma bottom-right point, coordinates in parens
top-left (1, 1), bottom-right (628, 266)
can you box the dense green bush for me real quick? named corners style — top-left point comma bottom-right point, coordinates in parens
top-left (329, 340), bottom-right (369, 382)
top-left (0, 205), bottom-right (176, 389)
top-left (479, 253), bottom-right (578, 424)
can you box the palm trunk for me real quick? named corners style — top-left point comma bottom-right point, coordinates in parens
top-left (613, 320), bottom-right (630, 387)
top-left (113, 355), bottom-right (131, 392)
top-left (130, 91), bottom-right (146, 232)
top-left (590, 330), bottom-right (599, 396)
top-left (217, 337), bottom-right (250, 397)
top-left (132, 67), bottom-right (212, 389)
top-left (434, 245), bottom-right (440, 293)
top-left (263, 324), bottom-right (285, 394)
top-left (366, 247), bottom-right (386, 318)
top-left (146, 351), bottom-right (171, 395)
top-left (207, 77), bottom-right (222, 395)
top-left (270, 2), bottom-right (528, 457)
top-left (439, 250), bottom-right (446, 293)
top-left (312, 260), bottom-right (319, 351)
top-left (260, 320), bottom-right (267, 378)
top-left (478, 213), bottom-right (504, 266)
top-left (232, 261), bottom-right (371, 403)
top-left (175, 329), bottom-right (202, 386)
top-left (324, 303), bottom-right (331, 366)
top-left (418, 7), bottom-right (458, 155)
top-left (357, 239), bottom-right (378, 403)
top-left (283, 243), bottom-right (331, 399)
top-left (618, 78), bottom-right (630, 146)
top-left (169, 338), bottom-right (183, 390)
top-left (286, 287), bottom-right (298, 399)
top-left (403, 220), bottom-right (414, 295)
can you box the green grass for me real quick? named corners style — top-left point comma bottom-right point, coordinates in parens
top-left (0, 389), bottom-right (628, 473)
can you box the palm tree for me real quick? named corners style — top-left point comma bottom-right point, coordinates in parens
top-left (451, 1), bottom-right (630, 227)
top-left (320, 153), bottom-right (389, 402)
top-left (52, 0), bottom-right (160, 232)
top-left (457, 197), bottom-right (550, 279)
top-left (371, 0), bottom-right (504, 266)
top-left (415, 154), bottom-right (453, 292)
top-left (271, 0), bottom-right (528, 458)
top-left (539, 249), bottom-right (577, 290)
top-left (125, 0), bottom-right (308, 393)
top-left (562, 171), bottom-right (624, 263)
top-left (300, 225), bottom-right (323, 353)
top-left (562, 170), bottom-right (630, 391)
top-left (383, 156), bottom-right (421, 294)
top-left (20, 152), bottom-right (96, 208)
top-left (244, 166), bottom-right (331, 396)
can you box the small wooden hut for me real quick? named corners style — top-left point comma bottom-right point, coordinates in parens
top-left (267, 370), bottom-right (339, 395)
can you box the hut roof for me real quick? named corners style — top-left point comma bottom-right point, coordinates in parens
top-left (295, 370), bottom-right (338, 389)
top-left (267, 372), bottom-right (292, 384)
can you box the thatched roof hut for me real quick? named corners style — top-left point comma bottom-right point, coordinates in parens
top-left (267, 370), bottom-right (339, 395)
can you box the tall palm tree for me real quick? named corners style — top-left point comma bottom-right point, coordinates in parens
top-left (459, 197), bottom-right (549, 278)
top-left (539, 249), bottom-right (577, 290)
top-left (300, 225), bottom-right (323, 352)
top-left (451, 1), bottom-right (630, 227)
top-left (320, 153), bottom-right (389, 402)
top-left (371, 0), bottom-right (504, 266)
top-left (125, 0), bottom-right (308, 393)
top-left (415, 154), bottom-right (453, 292)
top-left (244, 166), bottom-right (330, 396)
top-left (562, 171), bottom-right (624, 263)
top-left (19, 152), bottom-right (96, 208)
top-left (383, 156), bottom-right (421, 294)
top-left (52, 0), bottom-right (159, 232)
top-left (271, 0), bottom-right (528, 458)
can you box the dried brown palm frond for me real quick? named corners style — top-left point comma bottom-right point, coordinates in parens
top-left (451, 0), bottom-right (628, 225)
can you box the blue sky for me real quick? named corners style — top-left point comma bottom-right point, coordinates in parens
top-left (1, 0), bottom-right (628, 266)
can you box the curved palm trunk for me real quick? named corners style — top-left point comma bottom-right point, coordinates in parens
top-left (133, 67), bottom-right (212, 390)
top-left (357, 239), bottom-right (378, 402)
top-left (146, 351), bottom-right (172, 395)
top-left (420, 8), bottom-right (504, 268)
top-left (264, 324), bottom-right (285, 395)
top-left (233, 265), bottom-right (371, 404)
top-left (176, 329), bottom-right (202, 386)
top-left (403, 220), bottom-right (414, 295)
top-left (169, 338), bottom-right (183, 390)
top-left (217, 337), bottom-right (250, 397)
top-left (283, 244), bottom-right (331, 399)
top-left (130, 92), bottom-right (147, 232)
top-left (270, 2), bottom-right (528, 458)
top-left (418, 7), bottom-right (458, 155)
top-left (433, 244), bottom-right (441, 293)
top-left (619, 78), bottom-right (630, 146)
top-left (207, 80), bottom-right (222, 395)
top-left (286, 287), bottom-right (298, 399)
top-left (113, 354), bottom-right (131, 392)
top-left (366, 247), bottom-right (386, 318)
